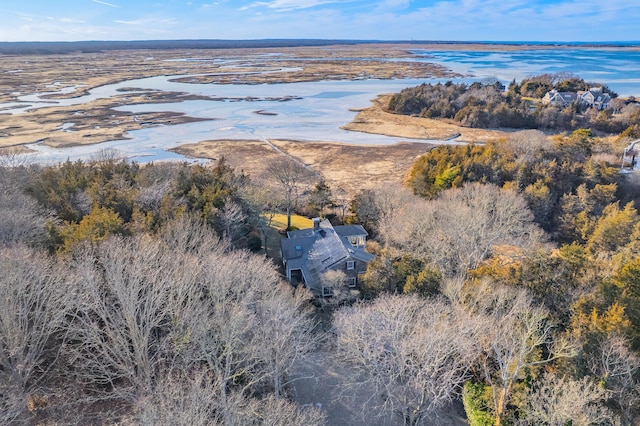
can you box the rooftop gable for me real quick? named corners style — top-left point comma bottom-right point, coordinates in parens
top-left (282, 219), bottom-right (373, 290)
top-left (334, 224), bottom-right (368, 238)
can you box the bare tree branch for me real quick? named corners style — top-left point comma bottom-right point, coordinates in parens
top-left (0, 246), bottom-right (72, 423)
top-left (262, 156), bottom-right (316, 229)
top-left (522, 372), bottom-right (619, 426)
top-left (333, 294), bottom-right (478, 425)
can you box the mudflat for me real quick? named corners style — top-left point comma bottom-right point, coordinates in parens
top-left (0, 43), bottom-right (460, 150)
top-left (1, 42), bottom-right (532, 190)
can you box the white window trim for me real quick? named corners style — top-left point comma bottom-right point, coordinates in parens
top-left (346, 260), bottom-right (355, 270)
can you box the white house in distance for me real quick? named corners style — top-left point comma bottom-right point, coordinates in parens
top-left (579, 87), bottom-right (612, 110)
top-left (621, 139), bottom-right (640, 171)
top-left (280, 218), bottom-right (374, 297)
top-left (542, 87), bottom-right (612, 110)
top-left (542, 90), bottom-right (578, 107)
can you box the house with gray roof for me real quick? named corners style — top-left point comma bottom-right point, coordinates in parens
top-left (578, 87), bottom-right (611, 110)
top-left (542, 87), bottom-right (611, 110)
top-left (542, 89), bottom-right (578, 107)
top-left (281, 218), bottom-right (374, 297)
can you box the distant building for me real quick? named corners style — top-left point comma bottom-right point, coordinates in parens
top-left (280, 218), bottom-right (374, 297)
top-left (542, 87), bottom-right (611, 110)
top-left (621, 139), bottom-right (640, 171)
top-left (578, 87), bottom-right (612, 110)
top-left (542, 89), bottom-right (578, 107)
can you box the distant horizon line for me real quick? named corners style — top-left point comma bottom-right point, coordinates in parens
top-left (1, 38), bottom-right (639, 54)
top-left (2, 38), bottom-right (640, 43)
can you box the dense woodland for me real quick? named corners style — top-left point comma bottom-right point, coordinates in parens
top-left (2, 128), bottom-right (640, 425)
top-left (388, 74), bottom-right (640, 135)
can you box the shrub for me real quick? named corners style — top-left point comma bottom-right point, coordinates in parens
top-left (462, 381), bottom-right (495, 426)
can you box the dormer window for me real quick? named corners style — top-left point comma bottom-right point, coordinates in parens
top-left (349, 235), bottom-right (365, 246)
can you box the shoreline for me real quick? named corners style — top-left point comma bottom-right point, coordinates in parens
top-left (342, 94), bottom-right (510, 143)
top-left (1, 42), bottom-right (634, 161)
top-left (0, 44), bottom-right (461, 150)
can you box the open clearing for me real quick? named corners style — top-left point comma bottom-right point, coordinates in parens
top-left (172, 139), bottom-right (435, 195)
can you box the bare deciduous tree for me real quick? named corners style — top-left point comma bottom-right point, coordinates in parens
top-left (333, 294), bottom-right (478, 425)
top-left (251, 285), bottom-right (317, 399)
top-left (231, 394), bottom-right (327, 426)
top-left (0, 246), bottom-right (72, 423)
top-left (174, 249), bottom-right (318, 423)
top-left (219, 198), bottom-right (247, 244)
top-left (383, 183), bottom-right (545, 276)
top-left (318, 269), bottom-right (353, 302)
top-left (89, 148), bottom-right (125, 164)
top-left (263, 156), bottom-right (316, 229)
top-left (131, 370), bottom-right (327, 426)
top-left (522, 373), bottom-right (619, 426)
top-left (1, 212), bottom-right (319, 422)
top-left (158, 213), bottom-right (224, 256)
top-left (505, 130), bottom-right (552, 161)
top-left (241, 181), bottom-right (283, 257)
top-left (588, 334), bottom-right (640, 424)
top-left (367, 185), bottom-right (414, 248)
top-left (136, 163), bottom-right (179, 213)
top-left (64, 216), bottom-right (319, 421)
top-left (66, 235), bottom-right (204, 402)
top-left (0, 168), bottom-right (52, 247)
top-left (129, 371), bottom-right (224, 426)
top-left (332, 186), bottom-right (352, 223)
top-left (0, 147), bottom-right (35, 168)
top-left (467, 284), bottom-right (576, 425)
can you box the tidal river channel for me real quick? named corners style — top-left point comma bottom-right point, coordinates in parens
top-left (11, 77), bottom-right (455, 164)
top-left (4, 46), bottom-right (640, 164)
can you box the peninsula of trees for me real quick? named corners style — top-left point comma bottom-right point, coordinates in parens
top-left (388, 74), bottom-right (640, 136)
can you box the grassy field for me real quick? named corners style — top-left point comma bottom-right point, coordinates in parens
top-left (268, 214), bottom-right (313, 231)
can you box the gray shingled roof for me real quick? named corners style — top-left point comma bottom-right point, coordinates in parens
top-left (334, 224), bottom-right (368, 238)
top-left (281, 219), bottom-right (373, 290)
top-left (559, 92), bottom-right (578, 101)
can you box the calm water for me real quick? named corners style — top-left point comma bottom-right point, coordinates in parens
top-left (15, 77), bottom-right (458, 164)
top-left (4, 47), bottom-right (640, 163)
top-left (410, 48), bottom-right (640, 97)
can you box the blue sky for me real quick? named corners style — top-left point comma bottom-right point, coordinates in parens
top-left (0, 0), bottom-right (638, 42)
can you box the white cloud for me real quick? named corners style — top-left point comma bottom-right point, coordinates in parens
top-left (114, 19), bottom-right (141, 25)
top-left (2, 0), bottom-right (639, 42)
top-left (60, 17), bottom-right (86, 24)
top-left (91, 0), bottom-right (121, 8)
top-left (377, 0), bottom-right (411, 8)
top-left (242, 0), bottom-right (358, 12)
top-left (115, 17), bottom-right (177, 26)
